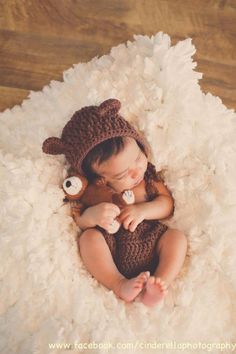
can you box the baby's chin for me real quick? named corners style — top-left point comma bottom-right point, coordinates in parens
top-left (121, 178), bottom-right (144, 192)
top-left (108, 173), bottom-right (146, 193)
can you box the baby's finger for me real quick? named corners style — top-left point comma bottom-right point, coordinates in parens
top-left (101, 218), bottom-right (116, 229)
top-left (129, 218), bottom-right (141, 232)
top-left (117, 213), bottom-right (125, 223)
top-left (108, 203), bottom-right (121, 216)
top-left (123, 216), bottom-right (133, 230)
top-left (106, 216), bottom-right (115, 224)
top-left (118, 209), bottom-right (129, 222)
top-left (129, 220), bottom-right (139, 233)
top-left (106, 211), bottom-right (120, 220)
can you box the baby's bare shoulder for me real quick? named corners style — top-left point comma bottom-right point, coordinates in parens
top-left (154, 180), bottom-right (173, 198)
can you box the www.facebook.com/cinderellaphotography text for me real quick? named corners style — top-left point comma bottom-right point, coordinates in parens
top-left (48, 340), bottom-right (236, 352)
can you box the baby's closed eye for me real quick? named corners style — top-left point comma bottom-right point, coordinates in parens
top-left (116, 174), bottom-right (126, 181)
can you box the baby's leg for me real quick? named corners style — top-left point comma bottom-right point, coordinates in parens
top-left (78, 228), bottom-right (150, 302)
top-left (139, 229), bottom-right (187, 306)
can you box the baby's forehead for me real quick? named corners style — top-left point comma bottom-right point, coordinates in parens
top-left (127, 138), bottom-right (144, 155)
top-left (118, 137), bottom-right (141, 155)
top-left (95, 138), bottom-right (141, 173)
top-left (123, 136), bottom-right (139, 147)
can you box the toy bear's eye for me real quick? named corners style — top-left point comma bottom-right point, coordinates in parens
top-left (63, 176), bottom-right (82, 196)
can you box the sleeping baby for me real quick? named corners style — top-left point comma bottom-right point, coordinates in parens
top-left (42, 98), bottom-right (187, 307)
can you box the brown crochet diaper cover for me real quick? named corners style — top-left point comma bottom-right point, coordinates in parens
top-left (96, 162), bottom-right (168, 279)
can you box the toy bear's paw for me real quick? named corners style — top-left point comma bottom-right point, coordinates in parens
top-left (107, 219), bottom-right (120, 234)
top-left (122, 190), bottom-right (135, 204)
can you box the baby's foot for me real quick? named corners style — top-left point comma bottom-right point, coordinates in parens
top-left (138, 276), bottom-right (168, 307)
top-left (115, 271), bottom-right (150, 303)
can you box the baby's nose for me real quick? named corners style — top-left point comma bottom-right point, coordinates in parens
top-left (130, 169), bottom-right (140, 179)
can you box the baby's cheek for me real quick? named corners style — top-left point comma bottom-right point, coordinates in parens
top-left (108, 181), bottom-right (124, 193)
top-left (142, 157), bottom-right (148, 171)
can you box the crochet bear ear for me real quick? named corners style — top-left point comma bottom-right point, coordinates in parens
top-left (98, 98), bottom-right (121, 117)
top-left (42, 137), bottom-right (66, 155)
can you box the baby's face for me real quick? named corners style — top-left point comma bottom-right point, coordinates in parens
top-left (92, 137), bottom-right (148, 193)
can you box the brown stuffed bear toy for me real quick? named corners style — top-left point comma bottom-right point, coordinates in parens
top-left (63, 173), bottom-right (144, 234)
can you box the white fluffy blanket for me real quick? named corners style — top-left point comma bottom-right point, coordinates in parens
top-left (1, 32), bottom-right (236, 354)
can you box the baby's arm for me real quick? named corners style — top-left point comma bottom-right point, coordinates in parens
top-left (71, 207), bottom-right (95, 231)
top-left (142, 181), bottom-right (174, 220)
top-left (119, 181), bottom-right (174, 232)
top-left (70, 202), bottom-right (120, 231)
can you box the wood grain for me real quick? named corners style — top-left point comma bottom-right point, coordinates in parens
top-left (0, 0), bottom-right (235, 112)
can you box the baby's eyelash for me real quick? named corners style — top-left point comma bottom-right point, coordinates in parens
top-left (115, 151), bottom-right (142, 181)
top-left (116, 175), bottom-right (126, 181)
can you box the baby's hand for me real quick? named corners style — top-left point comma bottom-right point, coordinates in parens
top-left (83, 202), bottom-right (120, 232)
top-left (118, 204), bottom-right (146, 232)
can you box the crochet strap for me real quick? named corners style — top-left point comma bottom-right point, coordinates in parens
top-left (144, 162), bottom-right (164, 201)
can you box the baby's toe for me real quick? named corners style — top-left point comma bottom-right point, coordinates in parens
top-left (134, 284), bottom-right (143, 289)
top-left (162, 283), bottom-right (168, 290)
top-left (154, 277), bottom-right (161, 285)
top-left (148, 276), bottom-right (155, 285)
top-left (135, 279), bottom-right (144, 286)
top-left (163, 284), bottom-right (168, 291)
top-left (139, 271), bottom-right (150, 281)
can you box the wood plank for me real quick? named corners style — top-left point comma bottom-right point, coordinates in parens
top-left (0, 0), bottom-right (235, 112)
top-left (0, 29), bottom-right (105, 90)
top-left (0, 86), bottom-right (29, 112)
top-left (197, 58), bottom-right (236, 103)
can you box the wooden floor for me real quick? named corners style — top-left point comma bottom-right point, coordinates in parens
top-left (0, 0), bottom-right (235, 112)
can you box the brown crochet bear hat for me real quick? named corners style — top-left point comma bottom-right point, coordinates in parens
top-left (42, 98), bottom-right (150, 174)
